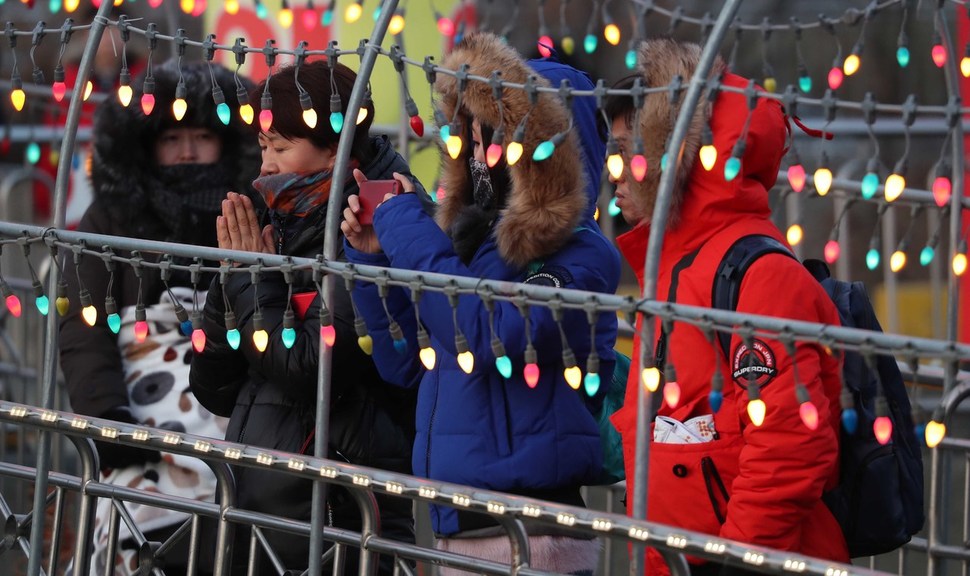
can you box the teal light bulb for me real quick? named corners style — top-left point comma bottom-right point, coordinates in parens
top-left (255, 2), bottom-right (267, 18)
top-left (584, 372), bottom-right (601, 397)
top-left (608, 197), bottom-right (621, 217)
top-left (624, 50), bottom-right (637, 70)
top-left (798, 75), bottom-right (812, 94)
top-left (393, 338), bottom-right (407, 354)
top-left (495, 355), bottom-right (512, 379)
top-left (329, 112), bottom-right (344, 134)
top-left (861, 172), bottom-right (879, 199)
top-left (282, 327), bottom-right (296, 349)
top-left (107, 313), bottom-right (121, 334)
top-left (227, 328), bottom-right (241, 350)
top-left (660, 153), bottom-right (668, 172)
top-left (583, 34), bottom-right (597, 54)
top-left (896, 46), bottom-right (910, 68)
top-left (532, 140), bottom-right (555, 161)
top-left (26, 143), bottom-right (41, 165)
top-left (372, 6), bottom-right (381, 20)
top-left (322, 9), bottom-right (333, 26)
top-left (48, 0), bottom-right (61, 13)
top-left (216, 102), bottom-right (231, 125)
top-left (866, 248), bottom-right (880, 271)
top-left (920, 246), bottom-right (935, 266)
top-left (724, 157), bottom-right (741, 181)
top-left (439, 124), bottom-right (450, 143)
top-left (35, 295), bottom-right (49, 316)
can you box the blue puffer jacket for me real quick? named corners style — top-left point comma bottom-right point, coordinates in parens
top-left (345, 33), bottom-right (620, 537)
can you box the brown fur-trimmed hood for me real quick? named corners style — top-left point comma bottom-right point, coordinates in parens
top-left (633, 39), bottom-right (724, 228)
top-left (434, 32), bottom-right (588, 268)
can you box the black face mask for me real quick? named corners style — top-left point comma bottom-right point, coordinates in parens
top-left (469, 157), bottom-right (495, 210)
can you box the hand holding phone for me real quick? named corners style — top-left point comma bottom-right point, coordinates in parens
top-left (356, 179), bottom-right (402, 225)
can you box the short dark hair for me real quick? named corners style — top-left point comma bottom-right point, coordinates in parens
top-left (603, 74), bottom-right (639, 126)
top-left (250, 59), bottom-right (375, 163)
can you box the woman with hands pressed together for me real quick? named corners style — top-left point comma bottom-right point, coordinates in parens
top-left (341, 33), bottom-right (620, 575)
top-left (189, 59), bottom-right (425, 575)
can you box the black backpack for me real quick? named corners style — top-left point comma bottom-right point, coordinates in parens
top-left (713, 234), bottom-right (925, 558)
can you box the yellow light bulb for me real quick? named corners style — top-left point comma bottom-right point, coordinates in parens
top-left (641, 366), bottom-right (660, 392)
top-left (925, 420), bottom-right (946, 448)
top-left (356, 107), bottom-right (368, 125)
top-left (890, 250), bottom-right (907, 273)
top-left (180, 0), bottom-right (193, 12)
top-left (564, 366), bottom-right (582, 390)
top-left (699, 144), bottom-right (717, 171)
top-left (885, 173), bottom-right (905, 202)
top-left (117, 85), bottom-right (133, 107)
top-left (10, 89), bottom-right (25, 112)
top-left (604, 23), bottom-right (621, 46)
top-left (813, 167), bottom-right (832, 196)
top-left (419, 347), bottom-right (436, 370)
top-left (225, 0), bottom-right (240, 14)
top-left (388, 13), bottom-right (406, 35)
top-left (446, 135), bottom-right (463, 159)
top-left (253, 329), bottom-right (268, 352)
top-left (457, 350), bottom-right (474, 374)
top-left (82, 81), bottom-right (94, 102)
top-left (345, 2), bottom-right (362, 22)
top-left (302, 108), bottom-right (318, 128)
top-left (962, 57), bottom-right (970, 78)
top-left (843, 53), bottom-right (861, 76)
top-left (81, 305), bottom-right (97, 327)
top-left (747, 398), bottom-right (766, 426)
top-left (607, 153), bottom-right (624, 180)
top-left (239, 103), bottom-right (254, 125)
top-left (506, 142), bottom-right (524, 166)
top-left (953, 253), bottom-right (968, 276)
top-left (64, 0), bottom-right (79, 11)
top-left (278, 8), bottom-right (294, 28)
top-left (594, 207), bottom-right (599, 221)
top-left (786, 224), bottom-right (803, 247)
top-left (172, 98), bottom-right (187, 121)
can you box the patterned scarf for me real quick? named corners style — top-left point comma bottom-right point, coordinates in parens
top-left (252, 171), bottom-right (334, 217)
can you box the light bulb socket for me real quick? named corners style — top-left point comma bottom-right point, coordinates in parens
top-left (299, 92), bottom-right (313, 112)
top-left (606, 138), bottom-right (619, 156)
top-left (11, 76), bottom-right (22, 91)
top-left (283, 308), bottom-right (295, 330)
top-left (711, 369), bottom-right (723, 391)
top-left (329, 93), bottom-right (342, 113)
top-left (562, 347), bottom-right (576, 368)
top-left (143, 77), bottom-right (155, 95)
top-left (389, 321), bottom-right (404, 341)
top-left (455, 333), bottom-right (469, 354)
top-left (261, 91), bottom-right (272, 110)
top-left (78, 287), bottom-right (92, 308)
top-left (893, 157), bottom-right (908, 175)
top-left (731, 138), bottom-right (746, 159)
top-left (0, 280), bottom-right (11, 299)
top-left (747, 382), bottom-right (761, 401)
top-left (57, 279), bottom-right (68, 298)
top-left (663, 362), bottom-right (677, 383)
top-left (224, 310), bottom-right (237, 331)
top-left (319, 306), bottom-right (332, 326)
top-left (586, 353), bottom-right (599, 375)
top-left (253, 310), bottom-right (264, 331)
top-left (237, 86), bottom-right (250, 105)
top-left (512, 121), bottom-right (527, 144)
top-left (175, 81), bottom-right (187, 100)
top-left (173, 301), bottom-right (189, 323)
top-left (865, 156), bottom-right (878, 173)
top-left (875, 394), bottom-right (889, 418)
top-left (491, 127), bottom-right (505, 146)
top-left (404, 97), bottom-right (419, 117)
top-left (32, 68), bottom-right (45, 85)
top-left (840, 386), bottom-right (854, 409)
top-left (104, 296), bottom-right (117, 316)
top-left (32, 279), bottom-right (44, 298)
top-left (354, 316), bottom-right (367, 337)
top-left (795, 383), bottom-right (810, 404)
top-left (135, 303), bottom-right (146, 322)
top-left (119, 69), bottom-right (130, 87)
top-left (54, 65), bottom-right (65, 83)
top-left (417, 328), bottom-right (431, 349)
top-left (525, 344), bottom-right (537, 364)
top-left (490, 336), bottom-right (506, 358)
top-left (212, 85), bottom-right (226, 106)
top-left (191, 310), bottom-right (203, 329)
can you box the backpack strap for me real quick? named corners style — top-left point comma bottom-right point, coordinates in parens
top-left (712, 235), bottom-right (795, 359)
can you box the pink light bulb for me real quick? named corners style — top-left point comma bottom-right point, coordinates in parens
top-left (827, 67), bottom-right (844, 90)
top-left (321, 324), bottom-right (336, 346)
top-left (303, 9), bottom-right (318, 29)
top-left (932, 44), bottom-right (947, 68)
top-left (437, 16), bottom-right (455, 37)
top-left (524, 363), bottom-right (540, 388)
top-left (259, 109), bottom-right (273, 132)
top-left (134, 320), bottom-right (149, 343)
top-left (824, 240), bottom-right (841, 264)
top-left (874, 416), bottom-right (893, 445)
top-left (630, 154), bottom-right (647, 182)
top-left (663, 380), bottom-right (681, 409)
top-left (192, 328), bottom-right (206, 353)
top-left (787, 164), bottom-right (806, 192)
top-left (5, 294), bottom-right (21, 318)
top-left (141, 93), bottom-right (155, 115)
top-left (52, 82), bottom-right (67, 102)
top-left (486, 143), bottom-right (503, 168)
top-left (933, 176), bottom-right (952, 207)
top-left (799, 401), bottom-right (819, 431)
top-left (537, 36), bottom-right (553, 58)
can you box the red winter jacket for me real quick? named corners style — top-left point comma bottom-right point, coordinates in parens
top-left (610, 42), bottom-right (848, 575)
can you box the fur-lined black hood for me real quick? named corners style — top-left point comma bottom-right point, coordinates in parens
top-left (90, 59), bottom-right (260, 233)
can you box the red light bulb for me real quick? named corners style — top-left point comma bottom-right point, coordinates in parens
top-left (799, 401), bottom-right (819, 431)
top-left (5, 294), bottom-right (22, 318)
top-left (303, 9), bottom-right (318, 29)
top-left (874, 416), bottom-right (893, 445)
top-left (409, 114), bottom-right (424, 137)
top-left (134, 320), bottom-right (149, 343)
top-left (486, 143), bottom-right (503, 168)
top-left (524, 363), bottom-right (540, 388)
top-left (663, 380), bottom-right (681, 409)
top-left (141, 93), bottom-right (155, 115)
top-left (827, 67), bottom-right (844, 90)
top-left (824, 240), bottom-right (841, 264)
top-left (630, 154), bottom-right (647, 182)
top-left (787, 164), bottom-right (806, 192)
top-left (52, 82), bottom-right (67, 102)
top-left (537, 35), bottom-right (553, 58)
top-left (932, 44), bottom-right (947, 68)
top-left (259, 109), bottom-right (273, 132)
top-left (321, 324), bottom-right (336, 347)
top-left (437, 16), bottom-right (455, 36)
top-left (933, 176), bottom-right (952, 207)
top-left (192, 328), bottom-right (206, 353)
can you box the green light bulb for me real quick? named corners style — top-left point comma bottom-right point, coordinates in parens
top-left (861, 172), bottom-right (879, 199)
top-left (584, 372), bottom-right (601, 397)
top-left (724, 157), bottom-right (741, 181)
top-left (227, 328), bottom-right (241, 350)
top-left (35, 295), bottom-right (49, 316)
top-left (282, 327), bottom-right (296, 349)
top-left (532, 140), bottom-right (555, 161)
top-left (216, 102), bottom-right (231, 125)
top-left (608, 197), bottom-right (621, 217)
top-left (329, 112), bottom-right (344, 134)
top-left (866, 249), bottom-right (880, 271)
top-left (439, 124), bottom-right (450, 143)
top-left (660, 153), bottom-right (668, 172)
top-left (495, 355), bottom-right (512, 378)
top-left (322, 9), bottom-right (333, 25)
top-left (798, 75), bottom-right (812, 94)
top-left (583, 34), bottom-right (597, 54)
top-left (625, 50), bottom-right (637, 70)
top-left (372, 5), bottom-right (381, 20)
top-left (920, 246), bottom-right (935, 266)
top-left (48, 0), bottom-right (61, 12)
top-left (897, 46), bottom-right (910, 68)
top-left (107, 313), bottom-right (121, 334)
top-left (26, 143), bottom-right (41, 165)
top-left (255, 2), bottom-right (267, 18)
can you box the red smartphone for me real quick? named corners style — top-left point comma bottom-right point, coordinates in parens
top-left (357, 180), bottom-right (402, 225)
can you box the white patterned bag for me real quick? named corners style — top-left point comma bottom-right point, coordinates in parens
top-left (90, 286), bottom-right (228, 575)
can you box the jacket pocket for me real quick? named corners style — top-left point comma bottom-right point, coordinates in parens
top-left (648, 435), bottom-right (742, 537)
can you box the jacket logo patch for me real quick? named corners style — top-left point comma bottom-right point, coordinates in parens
top-left (732, 339), bottom-right (777, 389)
top-left (524, 265), bottom-right (573, 288)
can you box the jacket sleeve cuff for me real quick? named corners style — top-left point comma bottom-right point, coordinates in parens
top-left (343, 240), bottom-right (391, 266)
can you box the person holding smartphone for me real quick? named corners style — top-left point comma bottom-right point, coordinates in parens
top-left (189, 59), bottom-right (427, 575)
top-left (341, 33), bottom-right (621, 575)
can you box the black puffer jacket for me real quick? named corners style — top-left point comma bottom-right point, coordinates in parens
top-left (189, 136), bottom-right (422, 574)
top-left (60, 59), bottom-right (260, 421)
